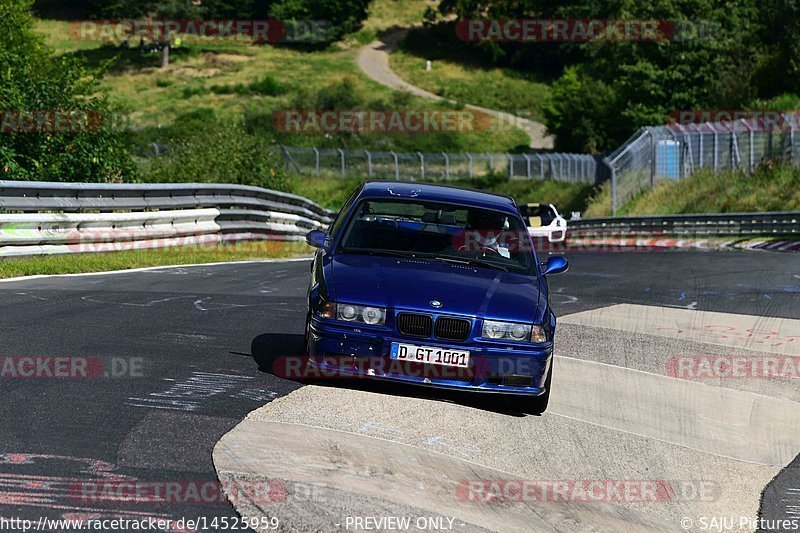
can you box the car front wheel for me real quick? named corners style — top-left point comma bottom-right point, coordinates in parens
top-left (520, 362), bottom-right (553, 415)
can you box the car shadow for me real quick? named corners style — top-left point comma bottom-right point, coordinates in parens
top-left (249, 332), bottom-right (528, 417)
top-left (250, 332), bottom-right (305, 372)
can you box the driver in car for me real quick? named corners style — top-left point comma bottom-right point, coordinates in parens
top-left (464, 209), bottom-right (512, 258)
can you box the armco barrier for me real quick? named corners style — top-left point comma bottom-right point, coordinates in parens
top-left (569, 212), bottom-right (800, 237)
top-left (0, 181), bottom-right (336, 257)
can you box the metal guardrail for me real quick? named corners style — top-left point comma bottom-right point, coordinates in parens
top-left (0, 181), bottom-right (335, 257)
top-left (570, 212), bottom-right (800, 236)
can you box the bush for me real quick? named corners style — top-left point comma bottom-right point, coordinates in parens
top-left (268, 0), bottom-right (372, 41)
top-left (141, 113), bottom-right (288, 192)
top-left (211, 75), bottom-right (284, 96)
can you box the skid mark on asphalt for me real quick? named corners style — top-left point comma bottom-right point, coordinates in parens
top-left (126, 372), bottom-right (280, 412)
top-left (81, 295), bottom-right (197, 307)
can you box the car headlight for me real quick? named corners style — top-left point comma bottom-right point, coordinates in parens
top-left (335, 303), bottom-right (386, 326)
top-left (482, 320), bottom-right (546, 343)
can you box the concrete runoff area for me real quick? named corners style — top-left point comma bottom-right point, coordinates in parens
top-left (214, 303), bottom-right (800, 532)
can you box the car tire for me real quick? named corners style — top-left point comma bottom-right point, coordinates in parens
top-left (523, 362), bottom-right (553, 415)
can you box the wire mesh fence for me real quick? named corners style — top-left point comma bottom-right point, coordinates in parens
top-left (605, 115), bottom-right (800, 214)
top-left (277, 146), bottom-right (598, 185)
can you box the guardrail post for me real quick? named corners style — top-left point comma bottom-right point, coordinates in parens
top-left (365, 150), bottom-right (372, 177)
top-left (391, 151), bottom-right (399, 180)
top-left (523, 154), bottom-right (531, 179)
top-left (338, 149), bottom-right (346, 178)
top-left (442, 152), bottom-right (449, 179)
top-left (313, 147), bottom-right (320, 177)
top-left (466, 153), bottom-right (473, 178)
top-left (417, 151), bottom-right (424, 180)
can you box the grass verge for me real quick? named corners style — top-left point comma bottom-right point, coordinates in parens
top-left (389, 24), bottom-right (551, 123)
top-left (584, 163), bottom-right (800, 217)
top-left (34, 20), bottom-right (530, 154)
top-left (0, 241), bottom-right (311, 279)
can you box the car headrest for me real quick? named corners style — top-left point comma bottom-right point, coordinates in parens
top-left (439, 214), bottom-right (456, 225)
top-left (528, 216), bottom-right (542, 227)
top-left (421, 212), bottom-right (437, 223)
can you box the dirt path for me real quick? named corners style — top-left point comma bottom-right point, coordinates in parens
top-left (356, 28), bottom-right (555, 150)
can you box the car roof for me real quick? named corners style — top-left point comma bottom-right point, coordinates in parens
top-left (358, 181), bottom-right (520, 216)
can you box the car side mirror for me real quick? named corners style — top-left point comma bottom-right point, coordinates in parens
top-left (306, 230), bottom-right (331, 251)
top-left (541, 255), bottom-right (569, 276)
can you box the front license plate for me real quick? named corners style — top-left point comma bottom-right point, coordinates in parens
top-left (390, 343), bottom-right (470, 368)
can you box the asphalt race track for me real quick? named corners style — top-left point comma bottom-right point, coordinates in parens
top-left (0, 250), bottom-right (798, 532)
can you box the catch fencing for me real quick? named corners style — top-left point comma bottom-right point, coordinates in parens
top-left (605, 115), bottom-right (800, 214)
top-left (0, 181), bottom-right (335, 257)
top-left (277, 146), bottom-right (598, 185)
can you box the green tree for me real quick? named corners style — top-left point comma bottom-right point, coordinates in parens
top-left (0, 0), bottom-right (135, 181)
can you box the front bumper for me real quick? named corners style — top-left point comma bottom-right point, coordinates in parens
top-left (306, 319), bottom-right (552, 397)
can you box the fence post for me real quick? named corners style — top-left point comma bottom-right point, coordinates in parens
top-left (487, 153), bottom-right (494, 172)
top-left (417, 152), bottom-right (424, 180)
top-left (391, 151), bottom-right (399, 180)
top-left (313, 147), bottom-right (320, 177)
top-left (559, 155), bottom-right (564, 178)
top-left (365, 150), bottom-right (372, 177)
top-left (338, 149), bottom-right (346, 178)
top-left (536, 154), bottom-right (544, 178)
top-left (507, 154), bottom-right (513, 179)
top-left (710, 123), bottom-right (718, 172)
top-left (693, 124), bottom-right (703, 169)
top-left (523, 154), bottom-right (531, 179)
top-left (743, 119), bottom-right (754, 169)
top-left (604, 157), bottom-right (617, 216)
top-left (442, 152), bottom-right (450, 179)
top-left (791, 120), bottom-right (796, 165)
top-left (466, 153), bottom-right (473, 178)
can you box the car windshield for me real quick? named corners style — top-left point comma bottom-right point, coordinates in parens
top-left (524, 204), bottom-right (557, 226)
top-left (338, 199), bottom-right (535, 274)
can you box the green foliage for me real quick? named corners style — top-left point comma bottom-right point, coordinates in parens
top-left (0, 0), bottom-right (135, 182)
top-left (140, 110), bottom-right (289, 191)
top-left (269, 0), bottom-right (372, 40)
top-left (211, 74), bottom-right (285, 96)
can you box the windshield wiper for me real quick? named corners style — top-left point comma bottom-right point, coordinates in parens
top-left (346, 248), bottom-right (419, 259)
top-left (430, 254), bottom-right (510, 272)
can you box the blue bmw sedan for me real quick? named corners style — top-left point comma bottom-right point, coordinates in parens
top-left (303, 181), bottom-right (568, 413)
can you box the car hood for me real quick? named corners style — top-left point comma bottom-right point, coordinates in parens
top-left (329, 254), bottom-right (544, 323)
